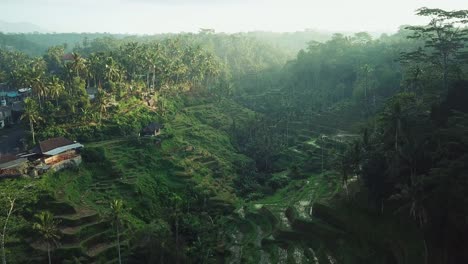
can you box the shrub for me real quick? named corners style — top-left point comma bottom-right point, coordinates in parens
top-left (267, 174), bottom-right (289, 191)
top-left (82, 147), bottom-right (106, 163)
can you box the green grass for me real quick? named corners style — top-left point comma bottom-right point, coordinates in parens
top-left (253, 172), bottom-right (339, 209)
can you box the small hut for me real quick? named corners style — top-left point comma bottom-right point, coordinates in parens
top-left (25, 137), bottom-right (84, 171)
top-left (140, 122), bottom-right (164, 137)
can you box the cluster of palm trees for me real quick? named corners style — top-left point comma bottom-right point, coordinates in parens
top-left (113, 40), bottom-right (223, 92)
top-left (2, 37), bottom-right (224, 97)
top-left (1, 38), bottom-right (224, 145)
top-left (63, 39), bottom-right (223, 93)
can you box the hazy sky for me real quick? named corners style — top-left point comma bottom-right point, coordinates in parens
top-left (1, 0), bottom-right (466, 34)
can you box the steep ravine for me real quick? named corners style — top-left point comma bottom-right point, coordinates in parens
top-left (221, 122), bottom-right (426, 264)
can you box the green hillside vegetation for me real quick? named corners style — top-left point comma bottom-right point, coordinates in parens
top-left (0, 96), bottom-right (258, 263)
top-left (0, 6), bottom-right (467, 264)
top-left (0, 30), bottom-right (331, 57)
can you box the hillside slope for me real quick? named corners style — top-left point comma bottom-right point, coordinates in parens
top-left (0, 97), bottom-right (257, 263)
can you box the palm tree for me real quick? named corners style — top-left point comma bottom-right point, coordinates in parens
top-left (62, 63), bottom-right (75, 89)
top-left (95, 88), bottom-right (109, 125)
top-left (8, 69), bottom-right (28, 90)
top-left (170, 195), bottom-right (182, 264)
top-left (87, 53), bottom-right (105, 88)
top-left (110, 199), bottom-right (124, 264)
top-left (29, 57), bottom-right (47, 106)
top-left (381, 99), bottom-right (403, 153)
top-left (1, 197), bottom-right (15, 264)
top-left (105, 57), bottom-right (121, 83)
top-left (70, 52), bottom-right (87, 79)
top-left (119, 42), bottom-right (140, 81)
top-left (29, 74), bottom-right (46, 108)
top-left (21, 97), bottom-right (42, 145)
top-left (47, 76), bottom-right (65, 107)
top-left (33, 212), bottom-right (60, 264)
top-left (80, 107), bottom-right (92, 123)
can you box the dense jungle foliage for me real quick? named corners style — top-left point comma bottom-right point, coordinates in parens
top-left (0, 6), bottom-right (468, 264)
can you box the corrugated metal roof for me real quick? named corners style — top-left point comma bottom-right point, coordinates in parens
top-left (0, 154), bottom-right (17, 164)
top-left (18, 88), bottom-right (31, 93)
top-left (43, 143), bottom-right (84, 156)
top-left (0, 158), bottom-right (27, 169)
top-left (0, 91), bottom-right (18, 97)
top-left (32, 137), bottom-right (75, 154)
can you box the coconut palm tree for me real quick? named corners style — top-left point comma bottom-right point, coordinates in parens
top-left (28, 57), bottom-right (48, 106)
top-left (110, 199), bottom-right (124, 264)
top-left (70, 52), bottom-right (87, 79)
top-left (33, 212), bottom-right (60, 264)
top-left (21, 97), bottom-right (42, 145)
top-left (104, 57), bottom-right (121, 83)
top-left (62, 63), bottom-right (75, 89)
top-left (1, 197), bottom-right (15, 264)
top-left (170, 195), bottom-right (182, 264)
top-left (30, 74), bottom-right (46, 108)
top-left (119, 42), bottom-right (140, 81)
top-left (47, 76), bottom-right (65, 107)
top-left (87, 53), bottom-right (105, 88)
top-left (95, 88), bottom-right (109, 125)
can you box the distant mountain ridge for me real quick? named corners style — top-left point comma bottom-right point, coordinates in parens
top-left (0, 20), bottom-right (47, 33)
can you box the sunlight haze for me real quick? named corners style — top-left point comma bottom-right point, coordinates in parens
top-left (1, 0), bottom-right (466, 33)
top-left (1, 0), bottom-right (468, 263)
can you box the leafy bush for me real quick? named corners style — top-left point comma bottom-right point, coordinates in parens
top-left (38, 126), bottom-right (68, 140)
top-left (81, 147), bottom-right (107, 163)
top-left (267, 174), bottom-right (289, 191)
top-left (289, 164), bottom-right (305, 179)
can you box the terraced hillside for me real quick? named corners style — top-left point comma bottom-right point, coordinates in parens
top-left (213, 106), bottom-right (426, 264)
top-left (214, 117), bottom-right (426, 264)
top-left (1, 97), bottom-right (403, 263)
top-left (18, 99), bottom-right (257, 263)
top-left (222, 174), bottom-right (427, 264)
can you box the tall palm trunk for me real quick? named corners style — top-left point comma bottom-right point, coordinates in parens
top-left (175, 217), bottom-right (179, 264)
top-left (443, 53), bottom-right (448, 92)
top-left (1, 198), bottom-right (15, 264)
top-left (160, 251), bottom-right (164, 264)
top-left (29, 118), bottom-right (35, 145)
top-left (152, 68), bottom-right (156, 90)
top-left (117, 224), bottom-right (122, 264)
top-left (321, 136), bottom-right (324, 175)
top-left (37, 94), bottom-right (42, 109)
top-left (47, 244), bottom-right (51, 264)
top-left (395, 119), bottom-right (400, 152)
top-left (99, 111), bottom-right (103, 126)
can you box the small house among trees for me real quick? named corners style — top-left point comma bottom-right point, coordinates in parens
top-left (1, 137), bottom-right (84, 178)
top-left (140, 122), bottom-right (164, 137)
top-left (26, 137), bottom-right (84, 171)
top-left (0, 154), bottom-right (28, 178)
top-left (0, 154), bottom-right (27, 170)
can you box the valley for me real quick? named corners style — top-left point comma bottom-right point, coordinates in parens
top-left (0, 6), bottom-right (468, 263)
